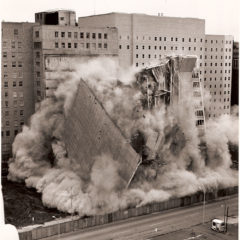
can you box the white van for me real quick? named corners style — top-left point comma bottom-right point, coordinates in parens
top-left (211, 219), bottom-right (225, 232)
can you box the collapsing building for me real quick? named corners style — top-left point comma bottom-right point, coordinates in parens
top-left (61, 55), bottom-right (205, 188)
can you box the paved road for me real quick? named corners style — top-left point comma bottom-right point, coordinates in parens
top-left (45, 195), bottom-right (238, 240)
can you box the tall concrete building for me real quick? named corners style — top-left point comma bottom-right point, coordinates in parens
top-left (78, 13), bottom-right (205, 79)
top-left (33, 10), bottom-right (118, 103)
top-left (1, 10), bottom-right (234, 175)
top-left (1, 22), bottom-right (38, 175)
top-left (203, 35), bottom-right (233, 118)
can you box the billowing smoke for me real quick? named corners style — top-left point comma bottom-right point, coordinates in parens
top-left (8, 57), bottom-right (238, 216)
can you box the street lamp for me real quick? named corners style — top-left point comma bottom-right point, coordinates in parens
top-left (199, 184), bottom-right (206, 224)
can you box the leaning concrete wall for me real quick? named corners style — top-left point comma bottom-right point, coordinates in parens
top-left (18, 186), bottom-right (238, 240)
top-left (63, 80), bottom-right (140, 185)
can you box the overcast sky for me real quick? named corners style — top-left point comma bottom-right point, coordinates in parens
top-left (0, 0), bottom-right (239, 41)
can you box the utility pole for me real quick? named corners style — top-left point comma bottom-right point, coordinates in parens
top-left (225, 206), bottom-right (229, 233)
top-left (202, 188), bottom-right (205, 224)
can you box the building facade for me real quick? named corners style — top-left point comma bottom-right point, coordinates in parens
top-left (203, 35), bottom-right (233, 118)
top-left (1, 22), bottom-right (38, 175)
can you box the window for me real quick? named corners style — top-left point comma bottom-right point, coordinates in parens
top-left (98, 33), bottom-right (102, 39)
top-left (127, 45), bottom-right (130, 49)
top-left (6, 131), bottom-right (10, 137)
top-left (36, 51), bottom-right (40, 58)
top-left (13, 82), bottom-right (16, 87)
top-left (62, 42), bottom-right (65, 48)
top-left (4, 82), bottom-right (8, 88)
top-left (104, 33), bottom-right (107, 39)
top-left (12, 41), bottom-right (16, 48)
top-left (86, 32), bottom-right (90, 39)
top-left (5, 92), bottom-right (8, 97)
top-left (86, 43), bottom-right (90, 48)
top-left (155, 37), bottom-right (157, 41)
top-left (68, 32), bottom-right (71, 38)
top-left (189, 38), bottom-right (191, 42)
top-left (68, 43), bottom-right (71, 48)
top-left (60, 17), bottom-right (64, 21)
top-left (20, 110), bottom-right (24, 116)
top-left (18, 61), bottom-right (22, 67)
top-left (55, 31), bottom-right (58, 37)
top-left (3, 52), bottom-right (7, 58)
top-left (171, 37), bottom-right (173, 41)
top-left (55, 42), bottom-right (59, 48)
top-left (12, 61), bottom-right (16, 67)
top-left (136, 45), bottom-right (138, 49)
top-left (98, 43), bottom-right (102, 48)
top-left (14, 29), bottom-right (18, 35)
top-left (19, 81), bottom-right (23, 87)
top-left (35, 31), bottom-right (39, 37)
top-left (61, 32), bottom-right (65, 38)
top-left (92, 33), bottom-right (96, 39)
top-left (142, 46), bottom-right (145, 49)
top-left (80, 32), bottom-right (84, 38)
top-left (104, 43), bottom-right (107, 49)
top-left (196, 120), bottom-right (204, 126)
top-left (74, 43), bottom-right (78, 48)
top-left (36, 72), bottom-right (40, 77)
top-left (164, 37), bottom-right (166, 41)
top-left (14, 130), bottom-right (18, 136)
top-left (119, 45), bottom-right (122, 49)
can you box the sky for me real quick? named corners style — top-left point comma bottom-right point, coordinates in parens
top-left (0, 0), bottom-right (239, 40)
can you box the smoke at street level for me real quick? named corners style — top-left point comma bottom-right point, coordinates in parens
top-left (8, 57), bottom-right (238, 216)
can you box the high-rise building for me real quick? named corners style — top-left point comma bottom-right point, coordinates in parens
top-left (1, 22), bottom-right (38, 175)
top-left (203, 35), bottom-right (233, 118)
top-left (1, 10), bottom-right (234, 175)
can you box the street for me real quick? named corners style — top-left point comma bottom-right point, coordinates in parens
top-left (43, 195), bottom-right (238, 240)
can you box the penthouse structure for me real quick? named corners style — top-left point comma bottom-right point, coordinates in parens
top-left (1, 10), bottom-right (234, 175)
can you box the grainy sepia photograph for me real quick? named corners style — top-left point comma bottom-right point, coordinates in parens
top-left (0, 0), bottom-right (239, 239)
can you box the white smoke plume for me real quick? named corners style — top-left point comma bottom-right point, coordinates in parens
top-left (8, 57), bottom-right (238, 216)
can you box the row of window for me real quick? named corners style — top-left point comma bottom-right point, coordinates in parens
top-left (3, 72), bottom-right (23, 78)
top-left (121, 35), bottom-right (232, 45)
top-left (208, 105), bottom-right (230, 110)
top-left (4, 81), bottom-right (23, 88)
top-left (4, 100), bottom-right (24, 108)
top-left (124, 36), bottom-right (204, 43)
top-left (54, 42), bottom-right (108, 49)
top-left (4, 91), bottom-right (24, 98)
top-left (205, 55), bottom-right (231, 60)
top-left (206, 84), bottom-right (231, 88)
top-left (42, 31), bottom-right (109, 40)
top-left (2, 52), bottom-right (23, 58)
top-left (3, 62), bottom-right (22, 68)
top-left (2, 41), bottom-right (22, 48)
top-left (2, 129), bottom-right (20, 137)
top-left (4, 110), bottom-right (24, 117)
top-left (120, 44), bottom-right (232, 53)
top-left (204, 70), bottom-right (231, 75)
top-left (208, 91), bottom-right (231, 95)
top-left (207, 39), bottom-right (232, 44)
